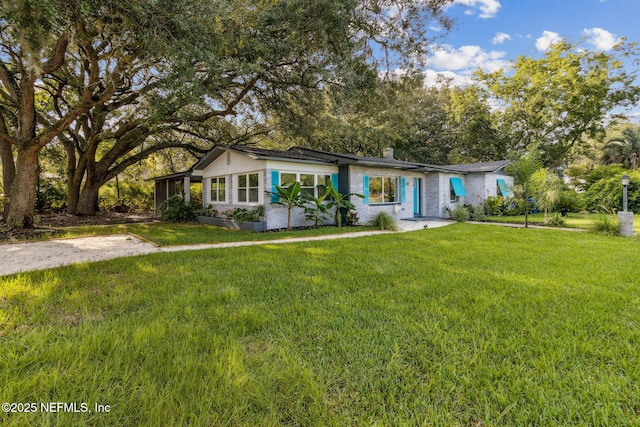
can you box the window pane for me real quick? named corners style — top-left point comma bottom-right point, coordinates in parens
top-left (219, 189), bottom-right (225, 201)
top-left (317, 175), bottom-right (326, 186)
top-left (249, 173), bottom-right (259, 187)
top-left (300, 174), bottom-right (314, 187)
top-left (249, 189), bottom-right (259, 203)
top-left (384, 177), bottom-right (396, 203)
top-left (238, 189), bottom-right (247, 203)
top-left (219, 177), bottom-right (225, 188)
top-left (238, 174), bottom-right (247, 188)
top-left (281, 173), bottom-right (296, 187)
top-left (369, 177), bottom-right (382, 204)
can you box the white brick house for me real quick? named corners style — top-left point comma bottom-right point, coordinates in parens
top-left (154, 146), bottom-right (513, 230)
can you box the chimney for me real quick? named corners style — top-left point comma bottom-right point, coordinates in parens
top-left (383, 147), bottom-right (394, 159)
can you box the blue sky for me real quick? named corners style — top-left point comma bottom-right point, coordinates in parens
top-left (422, 0), bottom-right (640, 106)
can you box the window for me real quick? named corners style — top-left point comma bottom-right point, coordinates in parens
top-left (279, 172), bottom-right (332, 197)
top-left (210, 177), bottom-right (226, 202)
top-left (369, 176), bottom-right (398, 204)
top-left (450, 177), bottom-right (466, 203)
top-left (497, 179), bottom-right (510, 197)
top-left (237, 173), bottom-right (259, 203)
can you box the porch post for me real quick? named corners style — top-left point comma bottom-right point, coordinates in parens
top-left (183, 176), bottom-right (191, 204)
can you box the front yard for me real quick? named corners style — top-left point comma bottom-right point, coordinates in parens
top-left (483, 212), bottom-right (640, 231)
top-left (1, 224), bottom-right (639, 425)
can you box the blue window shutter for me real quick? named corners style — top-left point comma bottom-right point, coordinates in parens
top-left (497, 179), bottom-right (511, 197)
top-left (363, 175), bottom-right (369, 205)
top-left (450, 177), bottom-right (467, 197)
top-left (271, 170), bottom-right (280, 202)
top-left (331, 173), bottom-right (339, 192)
top-left (400, 177), bottom-right (406, 203)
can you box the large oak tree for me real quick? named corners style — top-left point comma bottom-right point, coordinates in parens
top-left (1, 0), bottom-right (455, 226)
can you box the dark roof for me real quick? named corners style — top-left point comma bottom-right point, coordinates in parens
top-left (440, 159), bottom-right (511, 173)
top-left (167, 144), bottom-right (511, 178)
top-left (287, 147), bottom-right (450, 171)
top-left (151, 170), bottom-right (202, 182)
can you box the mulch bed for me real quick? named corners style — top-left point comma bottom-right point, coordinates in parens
top-left (0, 212), bottom-right (157, 242)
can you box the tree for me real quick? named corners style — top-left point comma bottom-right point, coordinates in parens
top-left (531, 168), bottom-right (563, 222)
top-left (272, 72), bottom-right (459, 164)
top-left (447, 85), bottom-right (509, 163)
top-left (602, 124), bottom-right (640, 170)
top-left (506, 150), bottom-right (542, 228)
top-left (475, 40), bottom-right (640, 167)
top-left (1, 0), bottom-right (457, 226)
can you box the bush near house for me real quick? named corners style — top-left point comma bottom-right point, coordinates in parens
top-left (99, 181), bottom-right (154, 212)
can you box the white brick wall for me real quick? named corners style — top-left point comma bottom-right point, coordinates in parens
top-left (348, 166), bottom-right (423, 224)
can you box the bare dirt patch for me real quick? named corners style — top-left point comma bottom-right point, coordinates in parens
top-left (0, 212), bottom-right (156, 242)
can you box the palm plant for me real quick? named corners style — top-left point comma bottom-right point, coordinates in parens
top-left (506, 150), bottom-right (542, 228)
top-left (532, 169), bottom-right (563, 223)
top-left (602, 126), bottom-right (640, 170)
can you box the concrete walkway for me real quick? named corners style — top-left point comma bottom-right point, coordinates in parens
top-left (0, 219), bottom-right (453, 276)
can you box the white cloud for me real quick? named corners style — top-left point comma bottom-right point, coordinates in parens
top-left (535, 31), bottom-right (562, 51)
top-left (428, 45), bottom-right (508, 73)
top-left (583, 27), bottom-right (620, 51)
top-left (492, 32), bottom-right (511, 45)
top-left (452, 0), bottom-right (501, 19)
top-left (423, 70), bottom-right (474, 87)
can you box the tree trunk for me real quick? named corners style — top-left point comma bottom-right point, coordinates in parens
top-left (76, 176), bottom-right (103, 216)
top-left (6, 146), bottom-right (39, 227)
top-left (0, 138), bottom-right (16, 220)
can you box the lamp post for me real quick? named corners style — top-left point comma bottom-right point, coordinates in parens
top-left (618, 174), bottom-right (633, 236)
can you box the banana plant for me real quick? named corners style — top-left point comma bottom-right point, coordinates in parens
top-left (301, 186), bottom-right (332, 228)
top-left (268, 182), bottom-right (303, 230)
top-left (325, 181), bottom-right (364, 227)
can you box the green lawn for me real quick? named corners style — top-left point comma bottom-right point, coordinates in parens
top-left (57, 222), bottom-right (376, 246)
top-left (2, 224), bottom-right (640, 425)
top-left (483, 212), bottom-right (640, 231)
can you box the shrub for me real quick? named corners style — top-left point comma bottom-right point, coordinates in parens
top-left (229, 205), bottom-right (264, 222)
top-left (445, 203), bottom-right (469, 222)
top-left (584, 172), bottom-right (640, 213)
top-left (159, 195), bottom-right (196, 222)
top-left (345, 211), bottom-right (359, 226)
top-left (484, 195), bottom-right (505, 216)
top-left (369, 211), bottom-right (397, 231)
top-left (99, 181), bottom-right (154, 212)
top-left (590, 214), bottom-right (619, 236)
top-left (544, 212), bottom-right (565, 227)
top-left (556, 191), bottom-right (585, 216)
top-left (36, 179), bottom-right (67, 213)
top-left (466, 204), bottom-right (485, 221)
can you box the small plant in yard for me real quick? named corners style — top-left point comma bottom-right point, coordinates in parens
top-left (229, 205), bottom-right (264, 222)
top-left (369, 211), bottom-right (397, 230)
top-left (301, 186), bottom-right (332, 228)
top-left (466, 204), bottom-right (485, 221)
top-left (325, 181), bottom-right (364, 227)
top-left (159, 195), bottom-right (196, 222)
top-left (544, 212), bottom-right (565, 227)
top-left (344, 210), bottom-right (359, 226)
top-left (268, 182), bottom-right (303, 230)
top-left (445, 203), bottom-right (470, 222)
top-left (591, 214), bottom-right (619, 235)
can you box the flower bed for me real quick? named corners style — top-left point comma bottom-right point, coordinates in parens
top-left (196, 216), bottom-right (267, 232)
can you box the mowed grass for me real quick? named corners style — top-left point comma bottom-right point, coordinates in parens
top-left (57, 222), bottom-right (375, 246)
top-left (484, 212), bottom-right (640, 231)
top-left (1, 224), bottom-right (640, 425)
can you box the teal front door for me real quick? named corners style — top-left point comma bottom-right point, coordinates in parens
top-left (413, 178), bottom-right (421, 216)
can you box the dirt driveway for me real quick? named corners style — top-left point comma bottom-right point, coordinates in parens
top-left (0, 219), bottom-right (453, 277)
